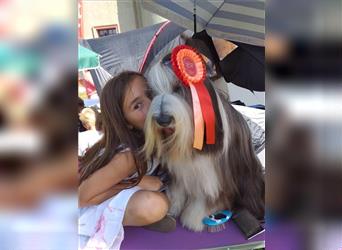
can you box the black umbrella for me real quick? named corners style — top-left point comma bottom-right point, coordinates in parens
top-left (190, 30), bottom-right (265, 92)
top-left (220, 41), bottom-right (264, 92)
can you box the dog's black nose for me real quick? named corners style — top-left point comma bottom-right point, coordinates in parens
top-left (156, 114), bottom-right (173, 127)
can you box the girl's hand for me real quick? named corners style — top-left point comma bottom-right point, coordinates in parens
top-left (138, 175), bottom-right (163, 191)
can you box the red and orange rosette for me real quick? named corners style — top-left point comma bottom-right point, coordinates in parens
top-left (171, 45), bottom-right (215, 150)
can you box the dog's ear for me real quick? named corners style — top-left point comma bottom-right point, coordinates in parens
top-left (226, 106), bottom-right (265, 219)
top-left (161, 53), bottom-right (172, 67)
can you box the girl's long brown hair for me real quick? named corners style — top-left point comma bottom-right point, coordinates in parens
top-left (79, 71), bottom-right (148, 186)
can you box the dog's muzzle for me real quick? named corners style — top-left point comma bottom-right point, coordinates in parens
top-left (155, 114), bottom-right (173, 127)
top-left (153, 113), bottom-right (175, 137)
top-left (149, 94), bottom-right (179, 137)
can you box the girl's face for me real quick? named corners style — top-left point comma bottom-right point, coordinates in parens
top-left (123, 76), bottom-right (151, 130)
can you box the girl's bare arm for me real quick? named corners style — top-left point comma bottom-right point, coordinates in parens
top-left (80, 175), bottom-right (163, 207)
top-left (79, 151), bottom-right (136, 207)
top-left (79, 182), bottom-right (132, 207)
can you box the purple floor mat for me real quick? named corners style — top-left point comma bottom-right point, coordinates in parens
top-left (121, 220), bottom-right (265, 249)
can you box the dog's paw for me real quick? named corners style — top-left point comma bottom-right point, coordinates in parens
top-left (180, 213), bottom-right (205, 232)
top-left (180, 203), bottom-right (207, 232)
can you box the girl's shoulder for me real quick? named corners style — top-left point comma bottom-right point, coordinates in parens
top-left (116, 144), bottom-right (130, 153)
top-left (97, 144), bottom-right (130, 157)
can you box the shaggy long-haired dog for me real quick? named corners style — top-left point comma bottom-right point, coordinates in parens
top-left (144, 53), bottom-right (265, 232)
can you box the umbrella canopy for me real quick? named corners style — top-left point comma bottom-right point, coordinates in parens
top-left (142, 0), bottom-right (265, 47)
top-left (78, 45), bottom-right (100, 71)
top-left (80, 22), bottom-right (186, 89)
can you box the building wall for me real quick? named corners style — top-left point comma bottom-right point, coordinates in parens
top-left (82, 0), bottom-right (119, 39)
top-left (116, 0), bottom-right (137, 33)
top-left (81, 0), bottom-right (166, 39)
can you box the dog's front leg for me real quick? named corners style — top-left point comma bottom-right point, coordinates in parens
top-left (167, 183), bottom-right (187, 217)
top-left (180, 195), bottom-right (207, 232)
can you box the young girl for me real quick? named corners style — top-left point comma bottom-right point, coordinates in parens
top-left (79, 71), bottom-right (174, 250)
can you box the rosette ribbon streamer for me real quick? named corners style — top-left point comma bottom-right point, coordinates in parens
top-left (171, 45), bottom-right (215, 150)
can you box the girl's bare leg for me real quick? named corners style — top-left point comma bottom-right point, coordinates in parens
top-left (123, 190), bottom-right (169, 226)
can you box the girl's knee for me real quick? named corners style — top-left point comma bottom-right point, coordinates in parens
top-left (124, 191), bottom-right (169, 226)
top-left (137, 191), bottom-right (169, 223)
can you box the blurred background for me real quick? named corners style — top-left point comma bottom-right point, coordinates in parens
top-left (0, 0), bottom-right (78, 249)
top-left (266, 0), bottom-right (342, 249)
top-left (0, 0), bottom-right (341, 249)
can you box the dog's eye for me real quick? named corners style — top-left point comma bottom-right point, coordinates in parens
top-left (162, 54), bottom-right (172, 67)
top-left (173, 85), bottom-right (182, 93)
